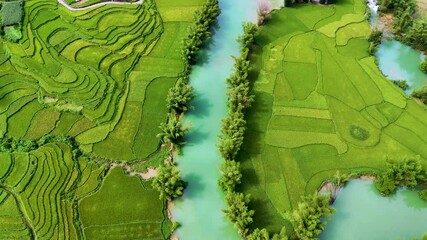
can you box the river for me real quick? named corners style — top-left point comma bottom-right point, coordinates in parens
top-left (171, 1), bottom-right (257, 240)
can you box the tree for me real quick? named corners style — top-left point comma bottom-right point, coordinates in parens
top-left (152, 163), bottom-right (186, 200)
top-left (166, 78), bottom-right (194, 113)
top-left (157, 114), bottom-right (187, 147)
top-left (223, 192), bottom-right (254, 236)
top-left (419, 190), bottom-right (427, 201)
top-left (420, 59), bottom-right (427, 74)
top-left (375, 172), bottom-right (397, 196)
top-left (329, 171), bottom-right (352, 203)
top-left (247, 228), bottom-right (270, 240)
top-left (412, 86), bottom-right (427, 104)
top-left (218, 108), bottom-right (246, 161)
top-left (219, 160), bottom-right (242, 191)
top-left (291, 193), bottom-right (335, 240)
top-left (375, 157), bottom-right (426, 196)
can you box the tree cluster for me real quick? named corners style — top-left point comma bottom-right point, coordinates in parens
top-left (411, 86), bottom-right (427, 105)
top-left (151, 162), bottom-right (186, 201)
top-left (182, 0), bottom-right (221, 65)
top-left (158, 0), bottom-right (221, 151)
top-left (378, 0), bottom-right (427, 52)
top-left (392, 79), bottom-right (409, 90)
top-left (420, 59), bottom-right (427, 74)
top-left (0, 134), bottom-right (82, 158)
top-left (375, 157), bottom-right (426, 196)
top-left (291, 193), bottom-right (335, 240)
top-left (367, 29), bottom-right (383, 55)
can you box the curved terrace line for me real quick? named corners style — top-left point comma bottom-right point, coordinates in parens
top-left (57, 0), bottom-right (143, 11)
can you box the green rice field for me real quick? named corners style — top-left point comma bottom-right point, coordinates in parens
top-left (240, 0), bottom-right (427, 233)
top-left (0, 0), bottom-right (204, 238)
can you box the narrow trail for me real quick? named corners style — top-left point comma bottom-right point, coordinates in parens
top-left (57, 0), bottom-right (143, 11)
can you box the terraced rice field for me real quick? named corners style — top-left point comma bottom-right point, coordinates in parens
top-left (0, 0), bottom-right (204, 238)
top-left (240, 0), bottom-right (427, 233)
top-left (0, 0), bottom-right (203, 161)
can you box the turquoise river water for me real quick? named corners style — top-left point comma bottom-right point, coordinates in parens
top-left (321, 180), bottom-right (427, 239)
top-left (171, 1), bottom-right (257, 239)
top-left (376, 40), bottom-right (426, 93)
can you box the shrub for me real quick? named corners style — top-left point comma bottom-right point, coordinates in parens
top-left (375, 173), bottom-right (397, 196)
top-left (218, 108), bottom-right (246, 161)
top-left (368, 29), bottom-right (383, 44)
top-left (1, 1), bottom-right (23, 26)
top-left (247, 228), bottom-right (270, 240)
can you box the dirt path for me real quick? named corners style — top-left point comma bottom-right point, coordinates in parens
top-left (57, 0), bottom-right (143, 11)
top-left (109, 163), bottom-right (157, 180)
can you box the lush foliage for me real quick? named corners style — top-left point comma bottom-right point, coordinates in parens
top-left (328, 171), bottom-right (353, 202)
top-left (291, 193), bottom-right (335, 240)
top-left (392, 79), bottom-right (409, 90)
top-left (219, 160), bottom-right (242, 191)
top-left (420, 59), bottom-right (427, 74)
top-left (368, 29), bottom-right (383, 55)
top-left (152, 163), bottom-right (186, 201)
top-left (182, 0), bottom-right (221, 65)
top-left (157, 114), bottom-right (188, 148)
top-left (223, 192), bottom-right (255, 236)
top-left (411, 86), bottom-right (427, 104)
top-left (419, 190), bottom-right (427, 201)
top-left (166, 78), bottom-right (194, 114)
top-left (375, 157), bottom-right (426, 196)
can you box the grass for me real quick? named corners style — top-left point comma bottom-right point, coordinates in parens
top-left (241, 0), bottom-right (427, 234)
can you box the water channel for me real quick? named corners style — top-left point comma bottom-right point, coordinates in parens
top-left (320, 180), bottom-right (427, 239)
top-left (171, 1), bottom-right (257, 239)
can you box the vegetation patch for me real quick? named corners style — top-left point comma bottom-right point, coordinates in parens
top-left (349, 125), bottom-right (370, 141)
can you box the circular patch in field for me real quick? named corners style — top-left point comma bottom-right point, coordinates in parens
top-left (349, 125), bottom-right (370, 141)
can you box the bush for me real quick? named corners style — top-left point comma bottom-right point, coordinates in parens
top-left (1, 1), bottom-right (23, 26)
top-left (375, 173), bottom-right (397, 196)
top-left (156, 114), bottom-right (187, 148)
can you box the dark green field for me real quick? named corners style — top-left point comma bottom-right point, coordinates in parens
top-left (240, 0), bottom-right (427, 233)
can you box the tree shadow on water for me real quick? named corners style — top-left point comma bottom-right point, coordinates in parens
top-left (188, 95), bottom-right (212, 118)
top-left (184, 126), bottom-right (210, 146)
top-left (182, 173), bottom-right (206, 199)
